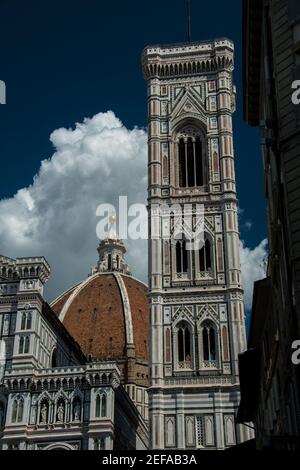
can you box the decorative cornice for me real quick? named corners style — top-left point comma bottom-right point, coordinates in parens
top-left (142, 39), bottom-right (235, 80)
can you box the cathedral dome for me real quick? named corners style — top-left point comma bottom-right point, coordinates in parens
top-left (51, 271), bottom-right (148, 363)
top-left (51, 220), bottom-right (149, 392)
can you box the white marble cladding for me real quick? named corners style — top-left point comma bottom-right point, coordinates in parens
top-left (143, 36), bottom-right (249, 449)
top-left (143, 39), bottom-right (234, 57)
top-left (0, 361), bottom-right (120, 451)
top-left (150, 389), bottom-right (245, 449)
top-left (0, 256), bottom-right (50, 284)
top-left (3, 361), bottom-right (120, 381)
top-left (142, 39), bottom-right (235, 81)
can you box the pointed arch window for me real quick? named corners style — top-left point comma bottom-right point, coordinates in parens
top-left (202, 323), bottom-right (217, 368)
top-left (195, 137), bottom-right (203, 186)
top-left (19, 336), bottom-right (30, 354)
top-left (178, 131), bottom-right (205, 188)
top-left (199, 239), bottom-right (212, 272)
top-left (176, 239), bottom-right (188, 273)
top-left (21, 313), bottom-right (26, 330)
top-left (178, 138), bottom-right (186, 187)
top-left (100, 438), bottom-right (105, 450)
top-left (107, 254), bottom-right (112, 271)
top-left (101, 394), bottom-right (107, 417)
top-left (96, 395), bottom-right (101, 417)
top-left (19, 336), bottom-right (24, 354)
top-left (177, 323), bottom-right (192, 369)
top-left (24, 336), bottom-right (30, 354)
top-left (11, 396), bottom-right (24, 423)
top-left (187, 138), bottom-right (194, 187)
top-left (20, 312), bottom-right (32, 331)
top-left (11, 400), bottom-right (18, 423)
top-left (26, 312), bottom-right (32, 329)
top-left (94, 438), bottom-right (105, 450)
top-left (95, 393), bottom-right (107, 418)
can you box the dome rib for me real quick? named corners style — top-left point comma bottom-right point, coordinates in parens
top-left (113, 272), bottom-right (134, 346)
top-left (50, 272), bottom-right (148, 364)
top-left (58, 273), bottom-right (99, 322)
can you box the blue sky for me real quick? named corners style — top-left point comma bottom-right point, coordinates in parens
top-left (0, 0), bottom-right (267, 306)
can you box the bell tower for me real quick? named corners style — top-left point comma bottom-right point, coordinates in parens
top-left (142, 39), bottom-right (252, 449)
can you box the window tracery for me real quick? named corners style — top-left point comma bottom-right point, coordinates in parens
top-left (177, 127), bottom-right (206, 188)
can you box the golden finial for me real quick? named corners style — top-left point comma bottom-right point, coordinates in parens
top-left (109, 213), bottom-right (116, 225)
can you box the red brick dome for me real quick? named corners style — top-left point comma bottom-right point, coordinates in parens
top-left (51, 272), bottom-right (148, 363)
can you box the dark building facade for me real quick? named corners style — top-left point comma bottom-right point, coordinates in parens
top-left (238, 0), bottom-right (300, 449)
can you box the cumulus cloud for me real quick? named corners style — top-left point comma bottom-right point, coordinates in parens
top-left (240, 239), bottom-right (268, 310)
top-left (0, 110), bottom-right (267, 312)
top-left (0, 111), bottom-right (148, 301)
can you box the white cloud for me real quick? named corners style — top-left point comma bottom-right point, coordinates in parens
top-left (244, 220), bottom-right (253, 231)
top-left (240, 239), bottom-right (268, 310)
top-left (0, 111), bottom-right (148, 301)
top-left (0, 110), bottom-right (267, 311)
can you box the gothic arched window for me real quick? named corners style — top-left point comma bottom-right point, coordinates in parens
top-left (96, 395), bottom-right (101, 417)
top-left (101, 394), bottom-right (107, 417)
top-left (202, 323), bottom-right (217, 365)
top-left (95, 393), bottom-right (107, 418)
top-left (177, 323), bottom-right (191, 368)
top-left (199, 239), bottom-right (212, 272)
top-left (178, 138), bottom-right (186, 187)
top-left (21, 312), bottom-right (32, 331)
top-left (19, 337), bottom-right (24, 354)
top-left (107, 254), bottom-right (112, 271)
top-left (100, 438), bottom-right (105, 450)
top-left (176, 239), bottom-right (188, 273)
top-left (94, 438), bottom-right (105, 450)
top-left (11, 397), bottom-right (24, 423)
top-left (177, 128), bottom-right (205, 188)
top-left (26, 312), bottom-right (32, 330)
top-left (21, 313), bottom-right (26, 330)
top-left (24, 336), bottom-right (30, 354)
top-left (11, 400), bottom-right (18, 423)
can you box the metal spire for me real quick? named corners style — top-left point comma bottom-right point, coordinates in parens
top-left (187, 0), bottom-right (192, 42)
